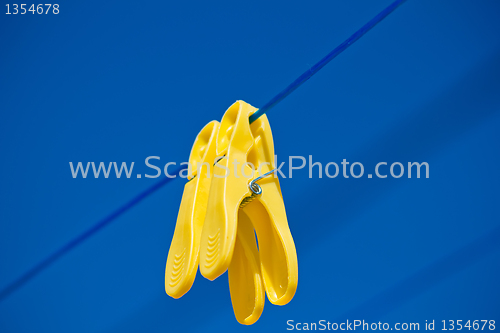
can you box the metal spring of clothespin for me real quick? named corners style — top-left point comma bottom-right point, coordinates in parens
top-left (239, 169), bottom-right (277, 208)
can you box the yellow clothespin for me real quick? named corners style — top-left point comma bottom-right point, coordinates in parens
top-left (199, 101), bottom-right (255, 280)
top-left (165, 120), bottom-right (219, 299)
top-left (199, 101), bottom-right (298, 322)
top-left (241, 109), bottom-right (298, 306)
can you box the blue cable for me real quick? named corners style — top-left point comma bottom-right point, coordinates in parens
top-left (0, 0), bottom-right (407, 302)
top-left (0, 166), bottom-right (185, 301)
top-left (249, 0), bottom-right (407, 123)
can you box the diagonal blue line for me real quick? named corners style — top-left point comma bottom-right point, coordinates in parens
top-left (0, 166), bottom-right (186, 302)
top-left (249, 0), bottom-right (407, 123)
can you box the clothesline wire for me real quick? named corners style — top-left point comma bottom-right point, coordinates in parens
top-left (0, 171), bottom-right (183, 301)
top-left (0, 0), bottom-right (407, 302)
top-left (249, 0), bottom-right (406, 123)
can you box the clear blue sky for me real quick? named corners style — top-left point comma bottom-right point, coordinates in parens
top-left (1, 0), bottom-right (499, 332)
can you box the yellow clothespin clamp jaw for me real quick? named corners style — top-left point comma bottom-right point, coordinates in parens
top-left (165, 120), bottom-right (219, 299)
